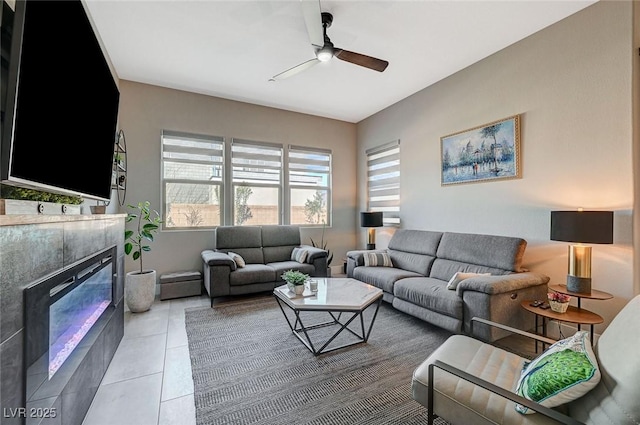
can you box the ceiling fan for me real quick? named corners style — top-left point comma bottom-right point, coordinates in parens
top-left (269, 0), bottom-right (389, 81)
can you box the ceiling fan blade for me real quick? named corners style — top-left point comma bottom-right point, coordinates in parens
top-left (334, 48), bottom-right (389, 72)
top-left (269, 58), bottom-right (320, 81)
top-left (301, 0), bottom-right (324, 48)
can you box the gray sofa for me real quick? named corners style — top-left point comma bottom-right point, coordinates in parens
top-left (347, 230), bottom-right (549, 341)
top-left (201, 225), bottom-right (328, 305)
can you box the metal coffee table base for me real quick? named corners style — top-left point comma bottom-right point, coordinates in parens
top-left (274, 296), bottom-right (383, 356)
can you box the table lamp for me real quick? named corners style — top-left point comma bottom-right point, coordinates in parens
top-left (361, 211), bottom-right (383, 250)
top-left (550, 210), bottom-right (613, 294)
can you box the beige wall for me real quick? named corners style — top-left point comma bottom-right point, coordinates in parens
top-left (357, 1), bottom-right (635, 331)
top-left (117, 81), bottom-right (357, 278)
top-left (633, 0), bottom-right (640, 296)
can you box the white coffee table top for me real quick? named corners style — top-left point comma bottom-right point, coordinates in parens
top-left (274, 278), bottom-right (382, 311)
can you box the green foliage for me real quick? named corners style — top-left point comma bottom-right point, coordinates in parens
top-left (124, 201), bottom-right (162, 274)
top-left (310, 221), bottom-right (333, 266)
top-left (235, 186), bottom-right (253, 225)
top-left (0, 184), bottom-right (83, 204)
top-left (281, 269), bottom-right (309, 286)
top-left (304, 190), bottom-right (326, 224)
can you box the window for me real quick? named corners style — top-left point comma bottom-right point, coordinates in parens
top-left (231, 139), bottom-right (282, 226)
top-left (366, 140), bottom-right (400, 225)
top-left (161, 132), bottom-right (333, 230)
top-left (161, 131), bottom-right (224, 230)
top-left (288, 145), bottom-right (331, 226)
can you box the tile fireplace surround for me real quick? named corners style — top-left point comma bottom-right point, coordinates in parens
top-left (0, 214), bottom-right (126, 425)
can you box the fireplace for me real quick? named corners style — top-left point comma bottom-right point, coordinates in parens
top-left (23, 246), bottom-right (117, 422)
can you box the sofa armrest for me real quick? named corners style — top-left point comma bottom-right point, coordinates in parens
top-left (426, 360), bottom-right (583, 425)
top-left (346, 249), bottom-right (367, 266)
top-left (346, 249), bottom-right (386, 265)
top-left (346, 249), bottom-right (387, 277)
top-left (456, 272), bottom-right (549, 296)
top-left (299, 244), bottom-right (328, 262)
top-left (201, 250), bottom-right (237, 271)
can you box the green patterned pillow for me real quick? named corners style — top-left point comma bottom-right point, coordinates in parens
top-left (515, 331), bottom-right (600, 414)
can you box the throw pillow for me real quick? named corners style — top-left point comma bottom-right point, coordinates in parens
top-left (515, 331), bottom-right (600, 414)
top-left (291, 247), bottom-right (309, 264)
top-left (363, 252), bottom-right (393, 267)
top-left (446, 272), bottom-right (491, 290)
top-left (227, 251), bottom-right (245, 268)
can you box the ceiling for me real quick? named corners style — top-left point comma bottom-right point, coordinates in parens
top-left (85, 0), bottom-right (597, 124)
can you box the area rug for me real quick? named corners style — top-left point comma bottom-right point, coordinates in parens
top-left (185, 296), bottom-right (452, 425)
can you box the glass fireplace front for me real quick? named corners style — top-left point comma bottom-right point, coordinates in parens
top-left (24, 246), bottom-right (116, 405)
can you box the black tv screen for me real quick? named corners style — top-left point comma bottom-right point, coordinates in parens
top-left (1, 0), bottom-right (120, 201)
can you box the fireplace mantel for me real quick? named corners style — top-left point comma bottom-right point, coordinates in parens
top-left (0, 212), bottom-right (127, 226)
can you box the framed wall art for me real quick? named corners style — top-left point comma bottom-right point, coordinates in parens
top-left (441, 115), bottom-right (521, 186)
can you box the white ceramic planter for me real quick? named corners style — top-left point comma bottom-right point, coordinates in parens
top-left (287, 282), bottom-right (305, 295)
top-left (125, 270), bottom-right (156, 313)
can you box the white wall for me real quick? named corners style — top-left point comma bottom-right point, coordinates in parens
top-left (117, 81), bottom-right (357, 280)
top-left (357, 1), bottom-right (635, 331)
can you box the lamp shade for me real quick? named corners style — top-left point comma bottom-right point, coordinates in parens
top-left (550, 211), bottom-right (613, 244)
top-left (361, 211), bottom-right (383, 228)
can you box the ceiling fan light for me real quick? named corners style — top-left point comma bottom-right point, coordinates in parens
top-left (317, 47), bottom-right (333, 62)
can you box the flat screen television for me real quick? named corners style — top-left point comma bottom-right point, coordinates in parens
top-left (1, 0), bottom-right (120, 202)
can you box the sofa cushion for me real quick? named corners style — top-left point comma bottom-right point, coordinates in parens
top-left (262, 225), bottom-right (301, 246)
top-left (216, 226), bottom-right (262, 249)
top-left (228, 264), bottom-right (276, 286)
top-left (436, 232), bottom-right (527, 272)
top-left (267, 261), bottom-right (315, 280)
top-left (430, 258), bottom-right (511, 282)
top-left (354, 267), bottom-right (423, 294)
top-left (394, 277), bottom-right (463, 319)
top-left (264, 245), bottom-right (296, 264)
top-left (388, 250), bottom-right (436, 276)
top-left (219, 247), bottom-right (264, 265)
top-left (387, 230), bottom-right (442, 275)
top-left (388, 229), bottom-right (443, 256)
top-left (262, 225), bottom-right (301, 263)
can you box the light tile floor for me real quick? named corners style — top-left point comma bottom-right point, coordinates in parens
top-left (82, 295), bottom-right (210, 425)
top-left (81, 290), bottom-right (539, 425)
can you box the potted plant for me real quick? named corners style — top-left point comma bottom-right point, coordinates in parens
top-left (310, 221), bottom-right (334, 276)
top-left (548, 292), bottom-right (571, 313)
top-left (282, 269), bottom-right (309, 295)
top-left (124, 201), bottom-right (162, 312)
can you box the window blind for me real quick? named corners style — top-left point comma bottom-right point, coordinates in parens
top-left (366, 140), bottom-right (400, 225)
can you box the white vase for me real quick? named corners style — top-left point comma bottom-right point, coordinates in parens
top-left (287, 282), bottom-right (305, 294)
top-left (125, 270), bottom-right (156, 312)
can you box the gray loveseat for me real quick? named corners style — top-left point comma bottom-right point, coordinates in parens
top-left (347, 230), bottom-right (549, 341)
top-left (201, 225), bottom-right (328, 306)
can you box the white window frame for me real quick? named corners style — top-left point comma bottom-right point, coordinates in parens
top-left (287, 144), bottom-right (332, 226)
top-left (160, 132), bottom-right (334, 230)
top-left (230, 138), bottom-right (283, 226)
top-left (366, 140), bottom-right (400, 226)
top-left (161, 130), bottom-right (225, 231)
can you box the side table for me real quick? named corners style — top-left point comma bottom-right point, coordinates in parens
top-left (548, 284), bottom-right (613, 309)
top-left (521, 300), bottom-right (603, 351)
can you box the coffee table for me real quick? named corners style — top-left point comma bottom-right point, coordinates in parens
top-left (273, 278), bottom-right (383, 355)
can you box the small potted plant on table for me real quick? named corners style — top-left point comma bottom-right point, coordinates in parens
top-left (548, 292), bottom-right (571, 313)
top-left (282, 270), bottom-right (309, 295)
